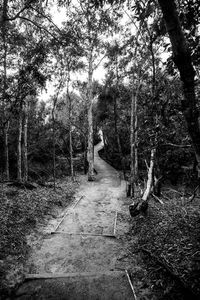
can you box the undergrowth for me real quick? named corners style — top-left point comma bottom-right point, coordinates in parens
top-left (129, 187), bottom-right (200, 300)
top-left (0, 178), bottom-right (78, 299)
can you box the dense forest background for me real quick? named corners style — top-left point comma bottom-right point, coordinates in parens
top-left (0, 0), bottom-right (200, 188)
top-left (0, 0), bottom-right (200, 299)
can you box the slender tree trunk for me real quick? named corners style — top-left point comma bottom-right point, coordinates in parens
top-left (4, 122), bottom-right (9, 180)
top-left (87, 50), bottom-right (95, 181)
top-left (52, 107), bottom-right (56, 190)
top-left (68, 96), bottom-right (74, 180)
top-left (23, 102), bottom-right (28, 182)
top-left (17, 111), bottom-right (22, 182)
top-left (158, 0), bottom-right (200, 177)
top-left (129, 4), bottom-right (150, 198)
top-left (134, 88), bottom-right (138, 185)
top-left (130, 82), bottom-right (141, 197)
top-left (2, 0), bottom-right (9, 180)
top-left (140, 37), bottom-right (157, 200)
top-left (129, 148), bottom-right (155, 217)
top-left (84, 136), bottom-right (88, 175)
top-left (101, 126), bottom-right (107, 157)
top-left (130, 90), bottom-right (135, 197)
top-left (66, 70), bottom-right (74, 181)
top-left (142, 148), bottom-right (156, 201)
top-left (114, 55), bottom-right (124, 172)
top-left (114, 97), bottom-right (123, 161)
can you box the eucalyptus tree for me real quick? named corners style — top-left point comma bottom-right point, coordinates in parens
top-left (16, 40), bottom-right (47, 181)
top-left (0, 0), bottom-right (66, 181)
top-left (65, 0), bottom-right (119, 181)
top-left (0, 1), bottom-right (49, 181)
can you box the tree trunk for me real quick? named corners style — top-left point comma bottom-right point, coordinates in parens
top-left (23, 102), bottom-right (28, 182)
top-left (142, 148), bottom-right (156, 201)
top-left (130, 90), bottom-right (135, 197)
top-left (130, 83), bottom-right (141, 197)
top-left (114, 55), bottom-right (124, 173)
top-left (2, 0), bottom-right (9, 180)
top-left (129, 148), bottom-right (155, 217)
top-left (68, 95), bottom-right (74, 180)
top-left (4, 122), bottom-right (9, 180)
top-left (17, 111), bottom-right (22, 182)
top-left (101, 126), bottom-right (107, 157)
top-left (114, 97), bottom-right (123, 165)
top-left (65, 61), bottom-right (74, 181)
top-left (158, 0), bottom-right (200, 177)
top-left (52, 106), bottom-right (56, 190)
top-left (87, 50), bottom-right (95, 181)
top-left (134, 87), bottom-right (139, 185)
top-left (84, 136), bottom-right (88, 175)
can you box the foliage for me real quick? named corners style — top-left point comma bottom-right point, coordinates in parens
top-left (129, 190), bottom-right (200, 299)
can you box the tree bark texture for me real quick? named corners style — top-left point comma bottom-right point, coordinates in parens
top-left (114, 97), bottom-right (123, 164)
top-left (114, 56), bottom-right (124, 172)
top-left (130, 83), bottom-right (141, 197)
top-left (17, 111), bottom-right (22, 182)
top-left (158, 0), bottom-right (200, 177)
top-left (4, 122), bottom-right (9, 180)
top-left (130, 90), bottom-right (135, 197)
top-left (23, 102), bottom-right (28, 182)
top-left (52, 106), bottom-right (56, 190)
top-left (68, 94), bottom-right (74, 180)
top-left (87, 50), bottom-right (95, 181)
top-left (2, 0), bottom-right (9, 180)
top-left (142, 148), bottom-right (156, 201)
top-left (134, 87), bottom-right (139, 184)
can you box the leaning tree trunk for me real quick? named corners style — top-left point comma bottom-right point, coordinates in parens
top-left (129, 148), bottom-right (155, 217)
top-left (17, 110), bottom-right (23, 182)
top-left (87, 50), bottom-right (95, 181)
top-left (23, 101), bottom-right (28, 182)
top-left (158, 0), bottom-right (200, 178)
top-left (142, 148), bottom-right (156, 201)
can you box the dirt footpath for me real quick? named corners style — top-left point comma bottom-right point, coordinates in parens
top-left (15, 141), bottom-right (136, 299)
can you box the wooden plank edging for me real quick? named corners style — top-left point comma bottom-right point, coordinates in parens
top-left (25, 270), bottom-right (125, 280)
top-left (50, 231), bottom-right (116, 238)
top-left (125, 269), bottom-right (137, 300)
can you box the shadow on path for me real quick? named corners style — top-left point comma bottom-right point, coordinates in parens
top-left (15, 142), bottom-right (135, 300)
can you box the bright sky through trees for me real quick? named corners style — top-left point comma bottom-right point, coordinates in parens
top-left (40, 0), bottom-right (171, 102)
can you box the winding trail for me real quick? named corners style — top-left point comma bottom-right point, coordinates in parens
top-left (16, 141), bottom-right (135, 299)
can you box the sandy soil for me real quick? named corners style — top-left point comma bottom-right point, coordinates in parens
top-left (15, 141), bottom-right (136, 299)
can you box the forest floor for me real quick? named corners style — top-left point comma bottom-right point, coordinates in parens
top-left (0, 142), bottom-right (200, 299)
top-left (0, 176), bottom-right (79, 299)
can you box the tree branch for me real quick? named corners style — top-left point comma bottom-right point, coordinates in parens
top-left (160, 143), bottom-right (191, 148)
top-left (29, 6), bottom-right (63, 33)
top-left (18, 16), bottom-right (59, 41)
top-left (6, 0), bottom-right (35, 21)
